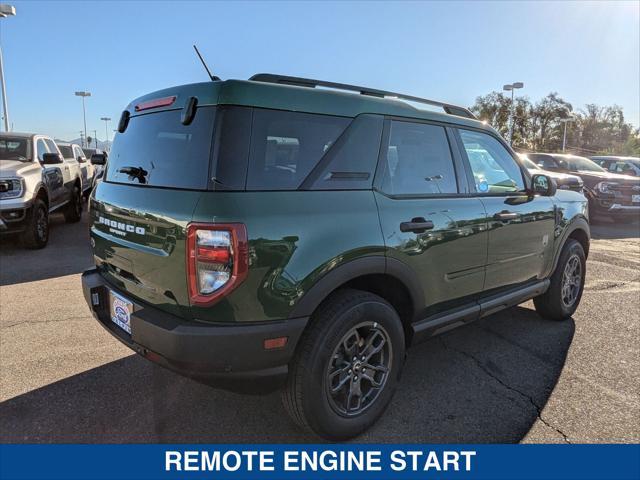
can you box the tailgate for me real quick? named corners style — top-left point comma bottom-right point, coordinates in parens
top-left (90, 181), bottom-right (202, 319)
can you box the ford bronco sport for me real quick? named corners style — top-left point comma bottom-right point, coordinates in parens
top-left (82, 74), bottom-right (590, 439)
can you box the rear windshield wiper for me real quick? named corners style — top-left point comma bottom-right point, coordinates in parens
top-left (118, 166), bottom-right (148, 184)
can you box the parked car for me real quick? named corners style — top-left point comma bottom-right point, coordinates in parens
top-left (590, 156), bottom-right (640, 177)
top-left (0, 133), bottom-right (84, 248)
top-left (518, 153), bottom-right (583, 192)
top-left (527, 153), bottom-right (640, 223)
top-left (56, 141), bottom-right (94, 198)
top-left (83, 147), bottom-right (106, 189)
top-left (82, 74), bottom-right (590, 440)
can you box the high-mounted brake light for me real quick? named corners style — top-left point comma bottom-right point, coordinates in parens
top-left (134, 95), bottom-right (176, 112)
top-left (186, 223), bottom-right (248, 306)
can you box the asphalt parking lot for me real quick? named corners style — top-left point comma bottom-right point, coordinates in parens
top-left (0, 211), bottom-right (638, 443)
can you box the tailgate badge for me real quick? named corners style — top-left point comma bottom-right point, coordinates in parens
top-left (98, 216), bottom-right (145, 236)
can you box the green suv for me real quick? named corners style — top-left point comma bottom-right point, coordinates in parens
top-left (82, 74), bottom-right (589, 439)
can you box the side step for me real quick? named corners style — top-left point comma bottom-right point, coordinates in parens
top-left (410, 279), bottom-right (549, 345)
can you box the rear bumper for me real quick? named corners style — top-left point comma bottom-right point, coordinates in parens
top-left (81, 268), bottom-right (308, 393)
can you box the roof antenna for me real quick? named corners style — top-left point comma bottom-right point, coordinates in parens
top-left (193, 45), bottom-right (220, 81)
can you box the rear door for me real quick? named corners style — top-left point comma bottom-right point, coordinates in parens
top-left (455, 128), bottom-right (556, 292)
top-left (374, 119), bottom-right (488, 319)
top-left (90, 106), bottom-right (216, 318)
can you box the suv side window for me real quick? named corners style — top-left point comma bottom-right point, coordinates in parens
top-left (246, 109), bottom-right (350, 190)
top-left (305, 115), bottom-right (383, 190)
top-left (36, 139), bottom-right (48, 161)
top-left (458, 129), bottom-right (525, 193)
top-left (379, 120), bottom-right (458, 195)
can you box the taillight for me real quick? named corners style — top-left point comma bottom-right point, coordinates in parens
top-left (186, 223), bottom-right (248, 306)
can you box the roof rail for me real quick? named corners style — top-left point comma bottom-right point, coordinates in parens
top-left (249, 73), bottom-right (476, 120)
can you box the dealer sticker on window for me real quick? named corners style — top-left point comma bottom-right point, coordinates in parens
top-left (109, 291), bottom-right (133, 334)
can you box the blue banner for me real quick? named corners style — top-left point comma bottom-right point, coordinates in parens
top-left (1, 444), bottom-right (638, 480)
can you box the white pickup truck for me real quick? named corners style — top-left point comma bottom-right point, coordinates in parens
top-left (56, 141), bottom-right (95, 198)
top-left (0, 132), bottom-right (84, 249)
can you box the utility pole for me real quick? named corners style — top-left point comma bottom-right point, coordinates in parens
top-left (0, 4), bottom-right (16, 132)
top-left (93, 129), bottom-right (98, 149)
top-left (503, 82), bottom-right (524, 146)
top-left (560, 117), bottom-right (575, 153)
top-left (74, 91), bottom-right (91, 148)
top-left (100, 117), bottom-right (111, 151)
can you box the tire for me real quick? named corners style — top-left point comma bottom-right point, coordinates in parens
top-left (20, 199), bottom-right (49, 249)
top-left (534, 239), bottom-right (586, 321)
top-left (282, 289), bottom-right (405, 440)
top-left (63, 185), bottom-right (82, 223)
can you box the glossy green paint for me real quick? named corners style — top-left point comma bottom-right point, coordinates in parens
top-left (92, 78), bottom-right (590, 329)
top-left (374, 193), bottom-right (488, 317)
top-left (190, 190), bottom-right (385, 323)
top-left (90, 182), bottom-right (200, 319)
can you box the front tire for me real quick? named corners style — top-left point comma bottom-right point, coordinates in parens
top-left (20, 199), bottom-right (49, 249)
top-left (282, 289), bottom-right (405, 440)
top-left (534, 239), bottom-right (586, 320)
top-left (64, 185), bottom-right (82, 223)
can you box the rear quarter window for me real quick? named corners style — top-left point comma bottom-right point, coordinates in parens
top-left (246, 109), bottom-right (350, 190)
top-left (106, 107), bottom-right (215, 189)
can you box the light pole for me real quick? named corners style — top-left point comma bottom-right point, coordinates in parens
top-left (92, 129), bottom-right (98, 149)
top-left (560, 117), bottom-right (575, 153)
top-left (0, 4), bottom-right (16, 132)
top-left (100, 117), bottom-right (111, 151)
top-left (74, 91), bottom-right (91, 147)
top-left (503, 82), bottom-right (524, 146)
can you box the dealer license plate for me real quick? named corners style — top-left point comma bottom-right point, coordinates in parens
top-left (109, 291), bottom-right (133, 334)
top-left (632, 194), bottom-right (640, 203)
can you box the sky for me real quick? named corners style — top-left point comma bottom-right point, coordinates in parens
top-left (1, 1), bottom-right (638, 142)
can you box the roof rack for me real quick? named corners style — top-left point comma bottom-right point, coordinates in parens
top-left (249, 73), bottom-right (476, 120)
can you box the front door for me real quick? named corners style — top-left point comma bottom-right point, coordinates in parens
top-left (455, 128), bottom-right (556, 292)
top-left (374, 120), bottom-right (488, 319)
top-left (36, 138), bottom-right (65, 208)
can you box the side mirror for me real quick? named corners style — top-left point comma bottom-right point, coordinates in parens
top-left (77, 156), bottom-right (87, 163)
top-left (532, 174), bottom-right (557, 197)
top-left (41, 153), bottom-right (63, 164)
top-left (90, 153), bottom-right (107, 165)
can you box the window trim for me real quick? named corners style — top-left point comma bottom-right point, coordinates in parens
top-left (453, 126), bottom-right (531, 198)
top-left (372, 117), bottom-right (464, 200)
top-left (299, 113), bottom-right (384, 191)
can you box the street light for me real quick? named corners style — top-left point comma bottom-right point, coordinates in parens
top-left (503, 82), bottom-right (524, 146)
top-left (74, 91), bottom-right (91, 147)
top-left (560, 117), bottom-right (575, 153)
top-left (100, 117), bottom-right (111, 151)
top-left (0, 4), bottom-right (16, 132)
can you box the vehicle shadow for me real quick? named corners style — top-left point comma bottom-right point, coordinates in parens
top-left (0, 305), bottom-right (573, 443)
top-left (590, 217), bottom-right (640, 240)
top-left (0, 213), bottom-right (92, 286)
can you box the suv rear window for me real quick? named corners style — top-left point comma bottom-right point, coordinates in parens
top-left (106, 108), bottom-right (215, 189)
top-left (246, 109), bottom-right (350, 190)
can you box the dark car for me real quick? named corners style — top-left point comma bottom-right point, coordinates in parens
top-left (528, 153), bottom-right (640, 223)
top-left (82, 74), bottom-right (590, 439)
top-left (518, 153), bottom-right (583, 192)
top-left (590, 156), bottom-right (640, 177)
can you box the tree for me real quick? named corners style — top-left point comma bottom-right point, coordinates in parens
top-left (469, 91), bottom-right (637, 155)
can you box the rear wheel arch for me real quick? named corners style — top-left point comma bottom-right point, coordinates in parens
top-left (288, 256), bottom-right (423, 345)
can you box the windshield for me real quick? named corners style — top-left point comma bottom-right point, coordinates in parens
top-left (520, 157), bottom-right (540, 170)
top-left (0, 137), bottom-right (31, 161)
top-left (565, 156), bottom-right (606, 172)
top-left (58, 145), bottom-right (74, 159)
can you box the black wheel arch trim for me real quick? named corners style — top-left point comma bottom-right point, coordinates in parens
top-left (551, 216), bottom-right (590, 275)
top-left (287, 255), bottom-right (424, 320)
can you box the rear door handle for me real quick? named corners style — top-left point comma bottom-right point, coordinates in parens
top-left (400, 217), bottom-right (434, 233)
top-left (493, 211), bottom-right (520, 221)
